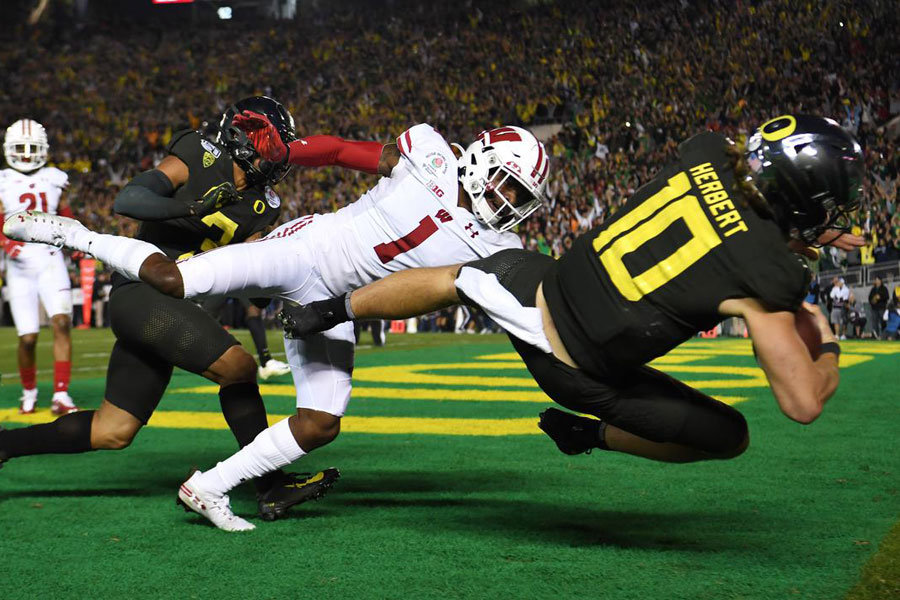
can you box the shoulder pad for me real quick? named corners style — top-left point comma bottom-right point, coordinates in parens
top-left (41, 166), bottom-right (69, 188)
top-left (678, 131), bottom-right (728, 155)
top-left (395, 124), bottom-right (456, 186)
top-left (166, 129), bottom-right (198, 154)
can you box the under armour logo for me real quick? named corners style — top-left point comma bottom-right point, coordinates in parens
top-left (465, 223), bottom-right (479, 239)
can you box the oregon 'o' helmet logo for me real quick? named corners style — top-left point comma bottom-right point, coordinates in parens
top-left (759, 115), bottom-right (798, 142)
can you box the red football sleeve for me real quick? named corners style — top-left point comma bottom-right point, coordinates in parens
top-left (58, 205), bottom-right (75, 218)
top-left (0, 214), bottom-right (23, 257)
top-left (286, 136), bottom-right (383, 175)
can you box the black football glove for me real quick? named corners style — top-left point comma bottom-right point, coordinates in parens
top-left (278, 293), bottom-right (353, 339)
top-left (193, 182), bottom-right (240, 217)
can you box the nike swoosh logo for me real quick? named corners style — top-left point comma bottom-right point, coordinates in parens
top-left (286, 472), bottom-right (324, 488)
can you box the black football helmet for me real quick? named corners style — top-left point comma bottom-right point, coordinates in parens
top-left (211, 95), bottom-right (297, 187)
top-left (746, 114), bottom-right (864, 245)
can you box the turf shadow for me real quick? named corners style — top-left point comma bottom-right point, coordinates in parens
top-left (0, 487), bottom-right (149, 501)
top-left (431, 499), bottom-right (798, 553)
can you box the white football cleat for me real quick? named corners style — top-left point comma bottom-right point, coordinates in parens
top-left (258, 358), bottom-right (291, 380)
top-left (51, 392), bottom-right (78, 416)
top-left (177, 471), bottom-right (255, 532)
top-left (2, 210), bottom-right (86, 248)
top-left (19, 389), bottom-right (38, 415)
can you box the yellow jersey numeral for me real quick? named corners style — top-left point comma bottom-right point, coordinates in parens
top-left (593, 172), bottom-right (721, 302)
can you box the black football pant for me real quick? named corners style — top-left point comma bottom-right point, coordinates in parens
top-left (463, 249), bottom-right (748, 456)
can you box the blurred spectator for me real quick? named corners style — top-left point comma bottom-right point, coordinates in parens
top-left (846, 294), bottom-right (867, 339)
top-left (869, 276), bottom-right (889, 338)
top-left (884, 286), bottom-right (900, 340)
top-left (0, 0), bottom-right (898, 332)
top-left (829, 277), bottom-right (849, 339)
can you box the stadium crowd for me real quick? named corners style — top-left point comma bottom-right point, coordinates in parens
top-left (1, 0), bottom-right (898, 331)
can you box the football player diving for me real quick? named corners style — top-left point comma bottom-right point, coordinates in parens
top-left (0, 97), bottom-right (338, 526)
top-left (6, 117), bottom-right (552, 531)
top-left (278, 115), bottom-right (865, 466)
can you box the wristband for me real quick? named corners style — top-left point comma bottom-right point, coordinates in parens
top-left (819, 342), bottom-right (840, 357)
top-left (344, 291), bottom-right (356, 320)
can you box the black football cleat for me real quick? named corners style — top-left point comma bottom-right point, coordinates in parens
top-left (257, 468), bottom-right (341, 521)
top-left (538, 408), bottom-right (601, 455)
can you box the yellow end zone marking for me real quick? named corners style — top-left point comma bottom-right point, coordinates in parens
top-left (170, 384), bottom-right (746, 406)
top-left (353, 362), bottom-right (535, 387)
top-left (351, 362), bottom-right (785, 389)
top-left (478, 351), bottom-right (721, 364)
top-left (0, 408), bottom-right (538, 436)
top-left (839, 345), bottom-right (900, 355)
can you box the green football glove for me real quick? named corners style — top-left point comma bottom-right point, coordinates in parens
top-left (193, 182), bottom-right (240, 217)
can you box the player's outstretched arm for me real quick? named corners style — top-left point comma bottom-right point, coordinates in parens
top-left (280, 265), bottom-right (462, 337)
top-left (350, 264), bottom-right (462, 318)
top-left (721, 298), bottom-right (840, 424)
top-left (286, 136), bottom-right (392, 176)
top-left (232, 110), bottom-right (392, 175)
top-left (114, 156), bottom-right (237, 221)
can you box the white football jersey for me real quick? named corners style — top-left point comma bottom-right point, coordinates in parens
top-left (0, 166), bottom-right (68, 263)
top-left (279, 124), bottom-right (522, 296)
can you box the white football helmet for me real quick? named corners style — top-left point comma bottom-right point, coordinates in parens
top-left (4, 119), bottom-right (49, 172)
top-left (456, 126), bottom-right (549, 232)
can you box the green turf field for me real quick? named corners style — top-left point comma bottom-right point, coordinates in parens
top-left (0, 327), bottom-right (897, 600)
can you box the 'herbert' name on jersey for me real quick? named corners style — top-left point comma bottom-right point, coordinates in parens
top-left (543, 132), bottom-right (810, 376)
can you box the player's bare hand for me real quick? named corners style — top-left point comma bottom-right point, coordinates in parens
top-left (194, 182), bottom-right (240, 217)
top-left (819, 230), bottom-right (865, 250)
top-left (232, 110), bottom-right (287, 163)
top-left (800, 301), bottom-right (837, 343)
top-left (790, 230), bottom-right (866, 260)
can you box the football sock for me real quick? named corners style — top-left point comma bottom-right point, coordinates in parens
top-left (19, 366), bottom-right (36, 391)
top-left (67, 227), bottom-right (162, 281)
top-left (218, 382), bottom-right (286, 494)
top-left (0, 410), bottom-right (94, 458)
top-left (245, 315), bottom-right (272, 364)
top-left (198, 418), bottom-right (305, 497)
top-left (54, 360), bottom-right (71, 393)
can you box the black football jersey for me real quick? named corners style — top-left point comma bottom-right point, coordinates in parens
top-left (135, 129), bottom-right (282, 260)
top-left (542, 131), bottom-right (810, 377)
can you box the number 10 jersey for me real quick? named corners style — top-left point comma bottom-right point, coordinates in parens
top-left (542, 132), bottom-right (811, 377)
